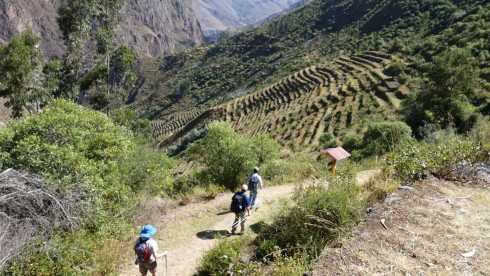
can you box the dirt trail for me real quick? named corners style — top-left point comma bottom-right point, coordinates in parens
top-left (119, 183), bottom-right (297, 276)
top-left (119, 171), bottom-right (379, 276)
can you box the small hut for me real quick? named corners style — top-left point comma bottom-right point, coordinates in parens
top-left (320, 147), bottom-right (351, 175)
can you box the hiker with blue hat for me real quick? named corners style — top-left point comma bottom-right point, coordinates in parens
top-left (247, 166), bottom-right (263, 211)
top-left (134, 224), bottom-right (168, 276)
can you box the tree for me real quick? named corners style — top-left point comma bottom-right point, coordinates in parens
top-left (57, 0), bottom-right (137, 111)
top-left (409, 47), bottom-right (480, 130)
top-left (186, 121), bottom-right (279, 191)
top-left (0, 31), bottom-right (46, 117)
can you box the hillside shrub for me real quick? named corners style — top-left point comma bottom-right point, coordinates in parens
top-left (386, 135), bottom-right (487, 181)
top-left (0, 99), bottom-right (174, 273)
top-left (0, 99), bottom-right (133, 199)
top-left (318, 132), bottom-right (336, 149)
top-left (185, 121), bottom-right (279, 191)
top-left (261, 152), bottom-right (342, 185)
top-left (255, 175), bottom-right (364, 261)
top-left (198, 237), bottom-right (256, 275)
top-left (361, 121), bottom-right (413, 157)
top-left (117, 144), bottom-right (175, 197)
top-left (341, 134), bottom-right (363, 152)
top-left (405, 47), bottom-right (480, 131)
top-left (111, 107), bottom-right (152, 139)
top-left (383, 62), bottom-right (408, 77)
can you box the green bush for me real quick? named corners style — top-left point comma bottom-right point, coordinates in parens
top-left (256, 175), bottom-right (365, 261)
top-left (361, 121), bottom-right (413, 157)
top-left (318, 132), bottom-right (336, 149)
top-left (262, 152), bottom-right (335, 185)
top-left (0, 99), bottom-right (174, 273)
top-left (117, 144), bottom-right (175, 196)
top-left (0, 99), bottom-right (133, 199)
top-left (383, 62), bottom-right (408, 77)
top-left (386, 135), bottom-right (487, 181)
top-left (198, 237), bottom-right (255, 276)
top-left (186, 121), bottom-right (279, 191)
top-left (341, 134), bottom-right (363, 152)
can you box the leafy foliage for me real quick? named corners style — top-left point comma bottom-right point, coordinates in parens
top-left (255, 176), bottom-right (365, 264)
top-left (403, 47), bottom-right (481, 132)
top-left (0, 99), bottom-right (174, 273)
top-left (0, 99), bottom-right (132, 196)
top-left (198, 237), bottom-right (255, 275)
top-left (361, 121), bottom-right (413, 157)
top-left (57, 0), bottom-right (137, 109)
top-left (186, 121), bottom-right (279, 191)
top-left (0, 30), bottom-right (45, 117)
top-left (386, 134), bottom-right (488, 181)
top-left (318, 132), bottom-right (336, 149)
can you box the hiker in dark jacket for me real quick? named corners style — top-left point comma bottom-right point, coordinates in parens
top-left (247, 167), bottom-right (263, 210)
top-left (230, 184), bottom-right (251, 235)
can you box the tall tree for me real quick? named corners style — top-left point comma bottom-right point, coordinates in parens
top-left (0, 30), bottom-right (46, 117)
top-left (57, 0), bottom-right (136, 111)
top-left (404, 47), bottom-right (480, 132)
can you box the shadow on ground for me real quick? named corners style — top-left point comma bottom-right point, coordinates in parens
top-left (216, 210), bottom-right (232, 215)
top-left (196, 230), bottom-right (231, 240)
top-left (249, 221), bottom-right (269, 234)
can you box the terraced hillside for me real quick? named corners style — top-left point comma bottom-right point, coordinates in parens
top-left (154, 51), bottom-right (404, 149)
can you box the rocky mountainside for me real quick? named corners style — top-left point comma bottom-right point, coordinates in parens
top-left (192, 0), bottom-right (304, 36)
top-left (0, 0), bottom-right (203, 57)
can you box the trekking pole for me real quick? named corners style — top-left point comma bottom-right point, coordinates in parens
top-left (165, 254), bottom-right (168, 276)
top-left (231, 214), bottom-right (249, 229)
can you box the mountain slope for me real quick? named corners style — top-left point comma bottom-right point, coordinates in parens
top-left (132, 0), bottom-right (489, 149)
top-left (0, 0), bottom-right (203, 57)
top-left (152, 51), bottom-right (402, 149)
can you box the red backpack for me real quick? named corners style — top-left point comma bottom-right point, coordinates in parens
top-left (135, 238), bottom-right (151, 263)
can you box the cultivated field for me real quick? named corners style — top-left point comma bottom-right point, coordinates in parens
top-left (152, 51), bottom-right (405, 149)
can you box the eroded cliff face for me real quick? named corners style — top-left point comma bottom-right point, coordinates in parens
top-left (0, 0), bottom-right (203, 57)
top-left (0, 0), bottom-right (64, 57)
top-left (121, 0), bottom-right (202, 56)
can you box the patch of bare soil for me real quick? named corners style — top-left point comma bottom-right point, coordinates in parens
top-left (119, 183), bottom-right (296, 276)
top-left (309, 179), bottom-right (490, 275)
top-left (355, 168), bottom-right (381, 185)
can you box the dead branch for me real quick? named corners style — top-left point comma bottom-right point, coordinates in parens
top-left (0, 169), bottom-right (86, 270)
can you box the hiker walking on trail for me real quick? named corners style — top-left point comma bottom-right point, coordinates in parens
top-left (134, 224), bottom-right (169, 276)
top-left (230, 184), bottom-right (251, 235)
top-left (247, 167), bottom-right (263, 210)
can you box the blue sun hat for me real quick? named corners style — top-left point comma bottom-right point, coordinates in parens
top-left (140, 224), bottom-right (157, 238)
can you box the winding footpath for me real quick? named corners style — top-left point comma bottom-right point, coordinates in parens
top-left (120, 183), bottom-right (296, 276)
top-left (120, 170), bottom-right (378, 275)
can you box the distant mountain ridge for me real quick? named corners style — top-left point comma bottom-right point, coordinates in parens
top-left (192, 0), bottom-right (305, 36)
top-left (0, 0), bottom-right (203, 57)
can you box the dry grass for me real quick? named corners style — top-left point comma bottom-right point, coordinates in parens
top-left (309, 179), bottom-right (490, 275)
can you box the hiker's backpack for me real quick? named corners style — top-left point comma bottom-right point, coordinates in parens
top-left (230, 193), bottom-right (244, 213)
top-left (135, 238), bottom-right (151, 263)
top-left (248, 174), bottom-right (260, 191)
